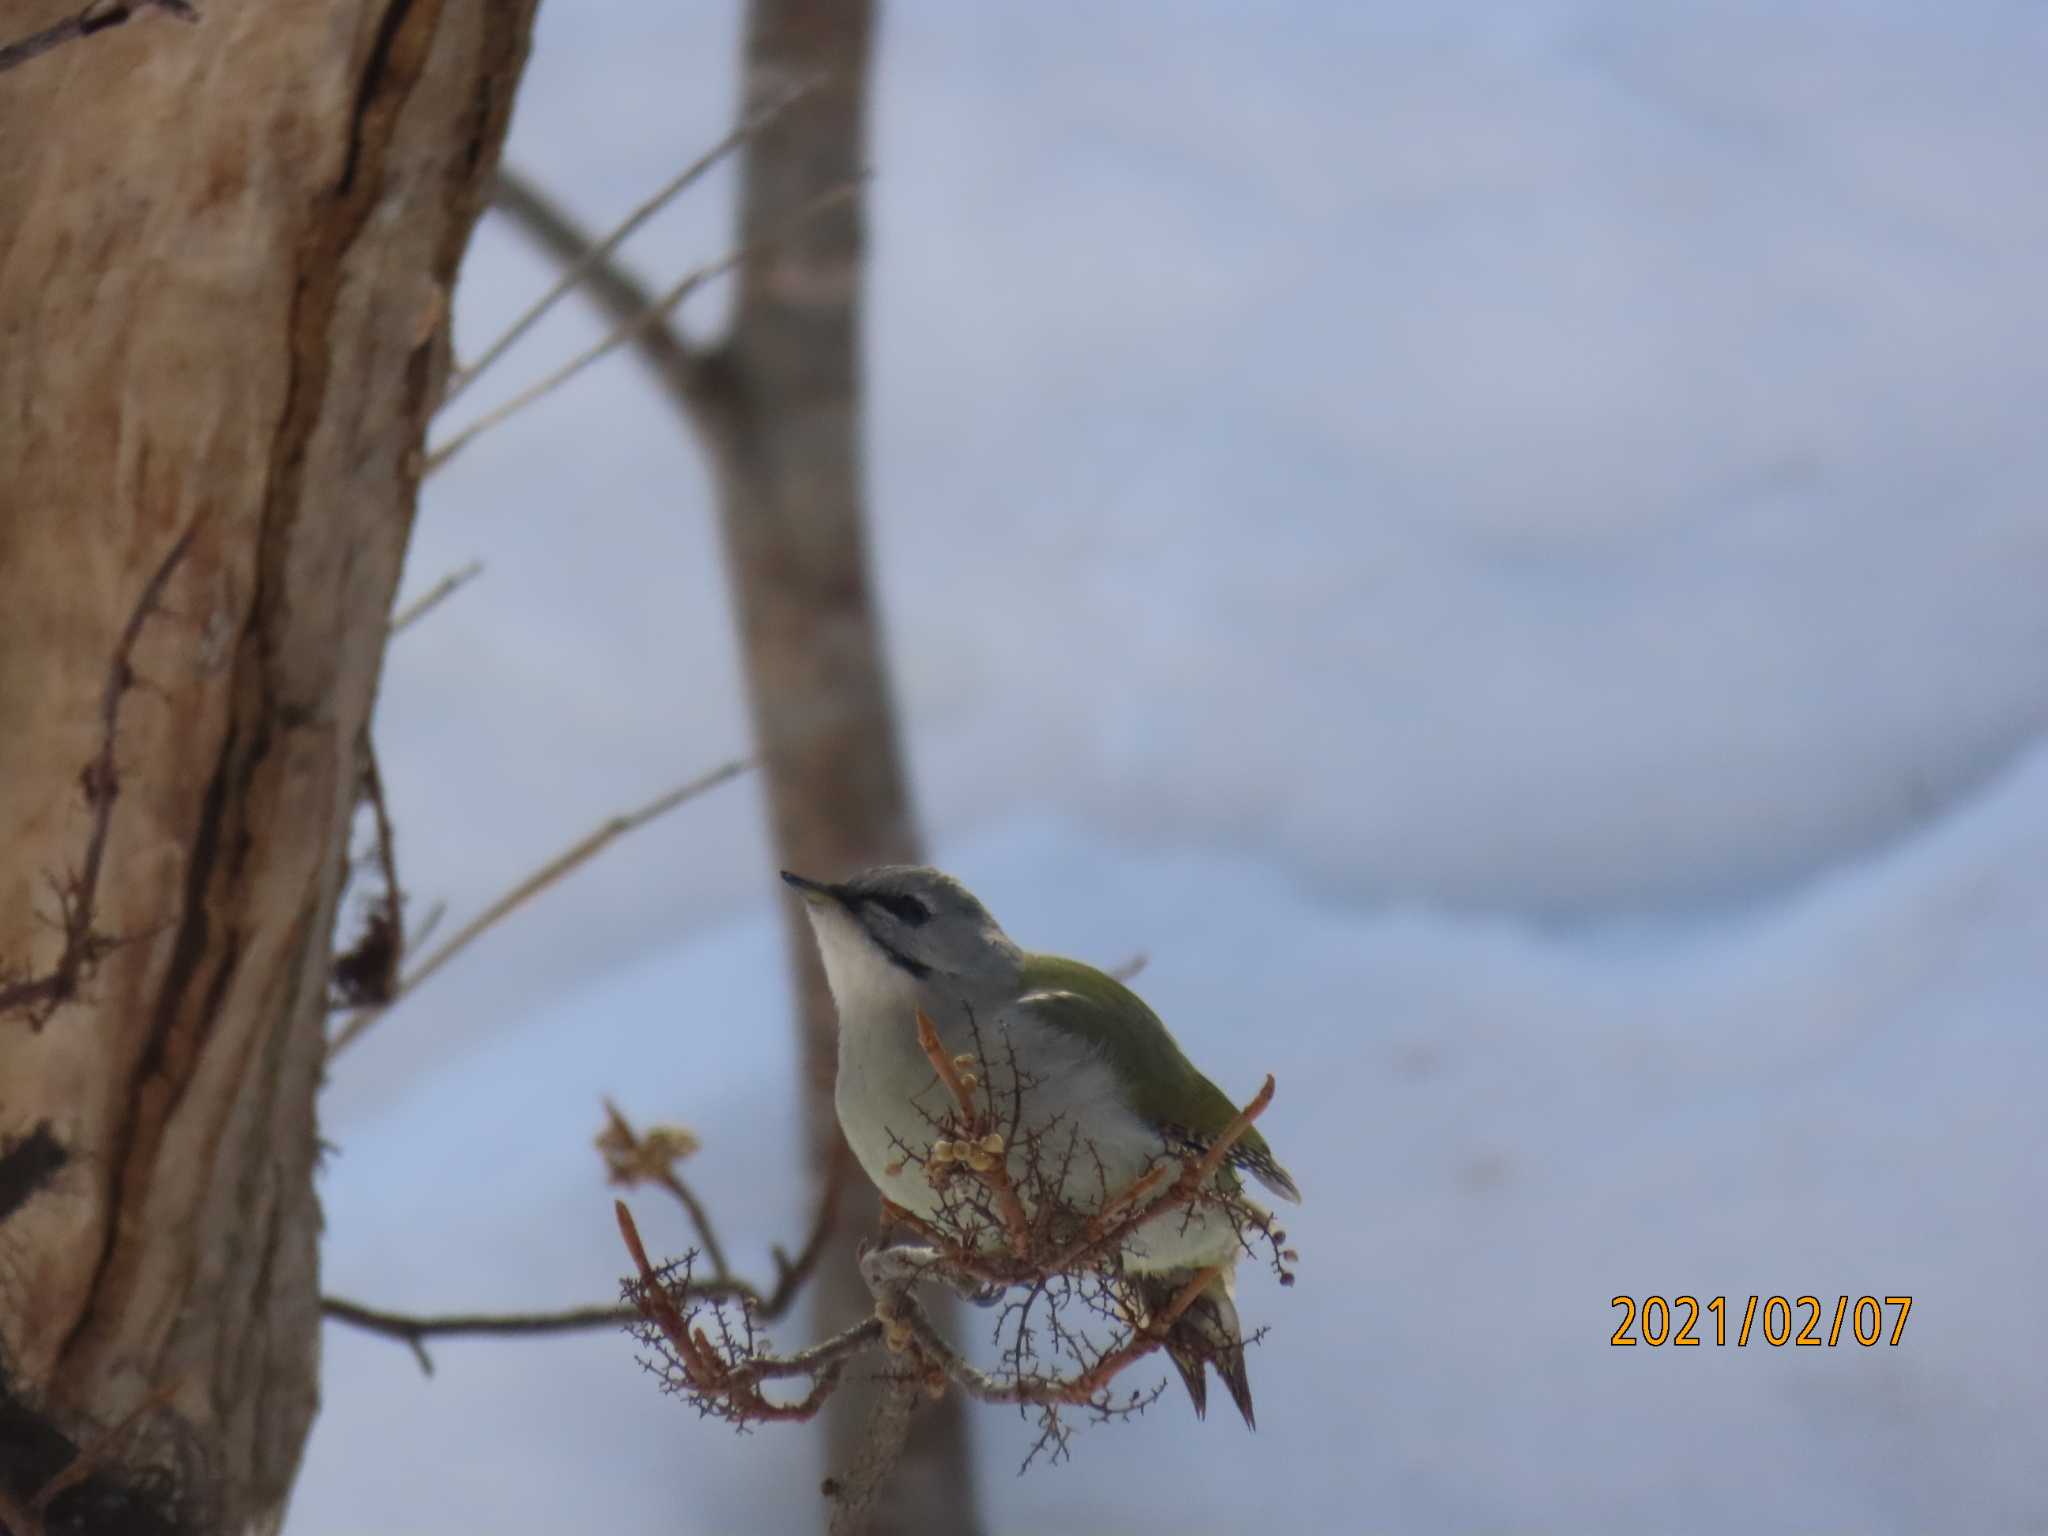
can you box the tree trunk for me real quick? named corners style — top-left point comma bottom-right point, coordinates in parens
top-left (0, 3), bottom-right (535, 1531)
top-left (715, 5), bottom-right (980, 1531)
top-left (492, 2), bottom-right (981, 1525)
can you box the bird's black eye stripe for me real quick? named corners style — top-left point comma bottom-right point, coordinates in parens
top-left (866, 892), bottom-right (931, 926)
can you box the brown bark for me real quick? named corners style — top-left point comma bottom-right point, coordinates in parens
top-left (0, 2), bottom-right (536, 1531)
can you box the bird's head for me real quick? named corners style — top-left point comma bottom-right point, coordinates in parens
top-left (781, 865), bottom-right (1021, 998)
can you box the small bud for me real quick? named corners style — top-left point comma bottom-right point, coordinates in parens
top-left (881, 1317), bottom-right (914, 1352)
top-left (884, 1159), bottom-right (906, 1177)
top-left (957, 1072), bottom-right (979, 1093)
top-left (1279, 1272), bottom-right (1296, 1287)
top-left (924, 1369), bottom-right (948, 1400)
top-left (929, 1139), bottom-right (957, 1164)
top-left (1271, 1228), bottom-right (1288, 1244)
top-left (1281, 1248), bottom-right (1299, 1262)
top-left (978, 1132), bottom-right (1005, 1156)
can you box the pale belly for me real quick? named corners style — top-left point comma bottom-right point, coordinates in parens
top-left (834, 988), bottom-right (1243, 1274)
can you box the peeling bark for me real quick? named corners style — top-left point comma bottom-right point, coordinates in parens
top-left (0, 2), bottom-right (536, 1529)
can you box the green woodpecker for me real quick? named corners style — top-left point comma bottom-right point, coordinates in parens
top-left (783, 865), bottom-right (1299, 1427)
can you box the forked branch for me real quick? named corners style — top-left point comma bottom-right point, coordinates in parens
top-left (324, 1103), bottom-right (847, 1375)
top-left (620, 1050), bottom-right (1291, 1470)
top-left (326, 756), bottom-right (751, 1058)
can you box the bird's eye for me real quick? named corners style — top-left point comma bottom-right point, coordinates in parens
top-left (867, 892), bottom-right (931, 926)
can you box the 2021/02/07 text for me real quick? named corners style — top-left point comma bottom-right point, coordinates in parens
top-left (1610, 1295), bottom-right (1913, 1347)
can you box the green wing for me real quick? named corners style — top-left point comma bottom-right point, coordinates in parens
top-left (1016, 953), bottom-right (1301, 1202)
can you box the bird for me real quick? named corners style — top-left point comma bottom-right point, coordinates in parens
top-left (782, 863), bottom-right (1300, 1427)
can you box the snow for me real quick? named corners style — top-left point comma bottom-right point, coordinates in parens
top-left (303, 747), bottom-right (2048, 1532)
top-left (295, 1), bottom-right (2048, 1531)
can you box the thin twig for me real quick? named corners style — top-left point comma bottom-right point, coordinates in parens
top-left (408, 898), bottom-right (448, 955)
top-left (628, 1070), bottom-right (1288, 1457)
top-left (447, 78), bottom-right (823, 410)
top-left (1043, 1075), bottom-right (1275, 1276)
top-left (331, 1122), bottom-right (847, 1374)
top-left (326, 756), bottom-right (752, 1058)
top-left (917, 1007), bottom-right (975, 1115)
top-left (598, 1099), bottom-right (848, 1311)
top-left (0, 0), bottom-right (196, 75)
top-left (2, 527), bottom-right (194, 1025)
top-left (597, 1100), bottom-right (729, 1280)
top-left (320, 1297), bottom-right (640, 1376)
top-left (425, 180), bottom-right (861, 478)
top-left (388, 560), bottom-right (484, 634)
top-left (362, 744), bottom-right (400, 923)
top-left (915, 1008), bottom-right (1031, 1259)
top-left (615, 1202), bottom-right (854, 1422)
top-left (890, 1266), bottom-right (1216, 1409)
top-left (488, 169), bottom-right (725, 444)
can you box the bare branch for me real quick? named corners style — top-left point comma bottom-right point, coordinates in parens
top-left (449, 77), bottom-right (824, 410)
top-left (620, 1062), bottom-right (1291, 1475)
top-left (425, 179), bottom-right (862, 478)
top-left (1042, 1074), bottom-right (1276, 1277)
top-left (1, 527), bottom-right (193, 1026)
top-left (320, 1296), bottom-right (638, 1376)
top-left (0, 0), bottom-right (196, 76)
top-left (326, 756), bottom-right (752, 1059)
top-left (615, 1202), bottom-right (859, 1423)
top-left (330, 1114), bottom-right (848, 1373)
top-left (388, 559), bottom-right (484, 634)
top-left (597, 1100), bottom-right (728, 1281)
top-left (407, 898), bottom-right (448, 955)
top-left (889, 1268), bottom-right (1216, 1408)
top-left (823, 1378), bottom-right (921, 1536)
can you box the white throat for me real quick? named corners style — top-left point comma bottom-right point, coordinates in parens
top-left (804, 903), bottom-right (921, 1028)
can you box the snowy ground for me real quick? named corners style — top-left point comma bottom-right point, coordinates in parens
top-left (298, 2), bottom-right (2048, 1532)
top-left (307, 760), bottom-right (2048, 1533)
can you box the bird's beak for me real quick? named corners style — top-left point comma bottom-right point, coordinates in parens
top-left (780, 870), bottom-right (837, 907)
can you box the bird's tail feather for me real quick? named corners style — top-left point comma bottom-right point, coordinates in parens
top-left (1133, 1270), bottom-right (1254, 1430)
